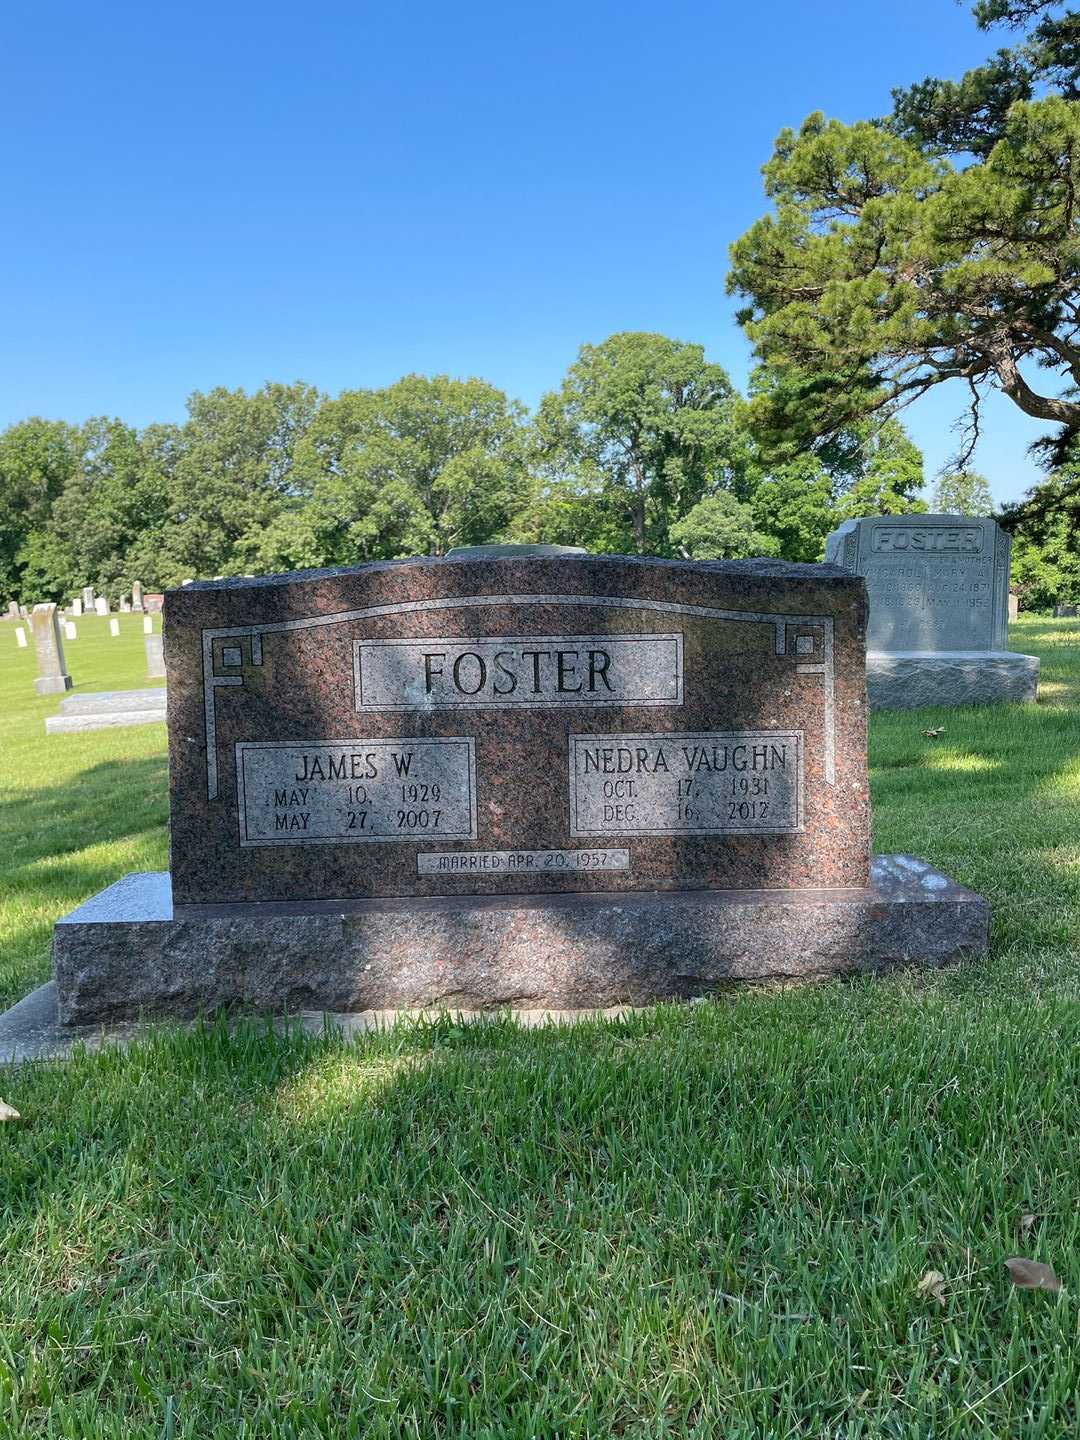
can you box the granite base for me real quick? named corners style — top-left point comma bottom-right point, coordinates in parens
top-left (51, 858), bottom-right (990, 1025)
top-left (867, 650), bottom-right (1039, 710)
top-left (34, 675), bottom-right (73, 696)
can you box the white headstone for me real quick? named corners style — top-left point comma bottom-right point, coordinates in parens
top-left (64, 621), bottom-right (77, 640)
top-left (109, 617), bottom-right (120, 637)
top-left (15, 626), bottom-right (27, 648)
top-left (145, 632), bottom-right (166, 678)
top-left (71, 598), bottom-right (83, 616)
top-left (94, 597), bottom-right (109, 617)
top-left (143, 615), bottom-right (154, 634)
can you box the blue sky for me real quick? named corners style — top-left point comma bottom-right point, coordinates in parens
top-left (0, 0), bottom-right (1049, 505)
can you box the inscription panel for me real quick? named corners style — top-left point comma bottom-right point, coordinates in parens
top-left (236, 738), bottom-right (477, 847)
top-left (355, 633), bottom-right (683, 710)
top-left (569, 731), bottom-right (803, 837)
top-left (826, 516), bottom-right (1008, 652)
top-left (418, 847), bottom-right (629, 876)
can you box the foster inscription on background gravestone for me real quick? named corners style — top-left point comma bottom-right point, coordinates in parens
top-left (825, 514), bottom-right (1038, 709)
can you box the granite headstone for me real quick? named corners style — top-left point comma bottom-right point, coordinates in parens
top-left (30, 603), bottom-right (73, 695)
top-left (825, 514), bottom-right (1038, 709)
top-left (47, 553), bottom-right (989, 1024)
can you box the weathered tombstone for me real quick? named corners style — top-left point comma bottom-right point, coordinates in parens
top-left (119, 599), bottom-right (132, 613)
top-left (15, 626), bottom-right (27, 648)
top-left (145, 631), bottom-right (165, 678)
top-left (30, 603), bottom-right (72, 695)
top-left (6, 600), bottom-right (19, 619)
top-left (109, 617), bottom-right (120, 637)
top-left (71, 598), bottom-right (83, 617)
top-left (1054, 602), bottom-right (1077, 617)
top-left (825, 514), bottom-right (1039, 709)
top-left (132, 581), bottom-right (144, 611)
top-left (82, 586), bottom-right (94, 611)
top-left (143, 614), bottom-right (154, 635)
top-left (49, 553), bottom-right (988, 1024)
top-left (64, 621), bottom-right (77, 641)
top-left (1008, 594), bottom-right (1019, 623)
top-left (94, 597), bottom-right (109, 617)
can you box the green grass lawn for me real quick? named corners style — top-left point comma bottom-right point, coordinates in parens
top-left (0, 615), bottom-right (1078, 1438)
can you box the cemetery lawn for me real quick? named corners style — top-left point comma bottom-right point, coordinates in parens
top-left (1, 615), bottom-right (1078, 1439)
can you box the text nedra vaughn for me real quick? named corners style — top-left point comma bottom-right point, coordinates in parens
top-left (581, 742), bottom-right (789, 775)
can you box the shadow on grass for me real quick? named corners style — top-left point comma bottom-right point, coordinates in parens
top-left (1, 996), bottom-right (1078, 1437)
top-left (0, 756), bottom-right (169, 879)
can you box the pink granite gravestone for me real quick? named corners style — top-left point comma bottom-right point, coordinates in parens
top-left (49, 551), bottom-right (989, 1023)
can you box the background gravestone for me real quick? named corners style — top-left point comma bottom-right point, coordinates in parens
top-left (47, 553), bottom-right (989, 1024)
top-left (82, 586), bottom-right (94, 610)
top-left (132, 581), bottom-right (144, 611)
top-left (30, 603), bottom-right (73, 695)
top-left (145, 632), bottom-right (165, 678)
top-left (825, 514), bottom-right (1039, 709)
top-left (94, 597), bottom-right (109, 617)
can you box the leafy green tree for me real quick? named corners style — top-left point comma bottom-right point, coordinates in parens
top-left (292, 375), bottom-right (530, 561)
top-left (44, 418), bottom-right (172, 600)
top-left (153, 382), bottom-right (322, 583)
top-left (750, 456), bottom-right (838, 562)
top-left (1002, 459), bottom-right (1080, 604)
top-left (0, 418), bottom-right (81, 602)
top-left (530, 333), bottom-right (752, 556)
top-left (728, 2), bottom-right (1080, 470)
top-left (835, 418), bottom-right (928, 519)
top-left (933, 469), bottom-right (995, 514)
top-left (669, 492), bottom-right (780, 560)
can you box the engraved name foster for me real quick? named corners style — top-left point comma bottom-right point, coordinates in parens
top-left (355, 633), bottom-right (682, 710)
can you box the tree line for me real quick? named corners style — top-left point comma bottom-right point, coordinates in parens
top-left (4, 330), bottom-right (987, 607)
top-left (7, 1), bottom-right (1080, 610)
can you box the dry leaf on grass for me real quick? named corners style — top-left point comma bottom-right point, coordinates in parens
top-left (1005, 1258), bottom-right (1061, 1292)
top-left (917, 1269), bottom-right (947, 1305)
top-left (921, 727), bottom-right (946, 739)
top-left (1020, 1213), bottom-right (1039, 1241)
top-left (0, 1100), bottom-right (21, 1122)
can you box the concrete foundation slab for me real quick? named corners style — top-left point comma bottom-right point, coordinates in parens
top-left (50, 857), bottom-right (990, 1027)
top-left (46, 707), bottom-right (167, 734)
top-left (0, 982), bottom-right (642, 1065)
top-left (867, 651), bottom-right (1039, 710)
top-left (59, 688), bottom-right (167, 715)
top-left (45, 687), bottom-right (167, 733)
